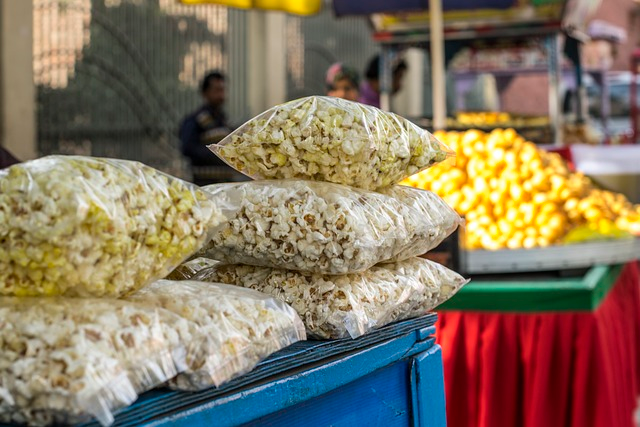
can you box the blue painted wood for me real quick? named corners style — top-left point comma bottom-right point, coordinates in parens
top-left (144, 335), bottom-right (435, 427)
top-left (0, 315), bottom-right (443, 427)
top-left (72, 314), bottom-right (438, 427)
top-left (412, 345), bottom-right (447, 427)
top-left (242, 360), bottom-right (413, 427)
top-left (418, 325), bottom-right (436, 341)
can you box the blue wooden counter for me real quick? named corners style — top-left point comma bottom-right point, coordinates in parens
top-left (78, 314), bottom-right (444, 427)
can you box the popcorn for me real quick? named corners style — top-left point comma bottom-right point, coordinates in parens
top-left (193, 257), bottom-right (468, 339)
top-left (165, 258), bottom-right (220, 281)
top-left (209, 96), bottom-right (452, 190)
top-left (380, 185), bottom-right (462, 261)
top-left (0, 156), bottom-right (226, 297)
top-left (126, 280), bottom-right (305, 391)
top-left (199, 180), bottom-right (460, 275)
top-left (0, 298), bottom-right (195, 427)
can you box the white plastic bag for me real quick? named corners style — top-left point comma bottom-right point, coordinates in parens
top-left (0, 298), bottom-right (195, 427)
top-left (193, 257), bottom-right (467, 339)
top-left (0, 155), bottom-right (226, 297)
top-left (126, 280), bottom-right (306, 391)
top-left (379, 185), bottom-right (462, 261)
top-left (165, 258), bottom-right (220, 281)
top-left (199, 180), bottom-right (461, 275)
top-left (209, 96), bottom-right (452, 190)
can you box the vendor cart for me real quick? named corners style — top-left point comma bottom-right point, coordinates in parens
top-left (333, 0), bottom-right (600, 145)
top-left (61, 315), bottom-right (443, 427)
top-left (437, 261), bottom-right (640, 427)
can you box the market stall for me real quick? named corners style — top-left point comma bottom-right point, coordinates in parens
top-left (335, 0), bottom-right (602, 145)
top-left (437, 262), bottom-right (640, 427)
top-left (0, 98), bottom-right (465, 427)
top-left (400, 125), bottom-right (640, 425)
top-left (71, 315), bottom-right (443, 427)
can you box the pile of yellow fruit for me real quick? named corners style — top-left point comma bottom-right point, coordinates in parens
top-left (402, 129), bottom-right (640, 250)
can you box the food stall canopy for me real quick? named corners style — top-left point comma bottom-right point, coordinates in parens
top-left (333, 0), bottom-right (514, 17)
top-left (178, 0), bottom-right (321, 16)
top-left (332, 0), bottom-right (600, 40)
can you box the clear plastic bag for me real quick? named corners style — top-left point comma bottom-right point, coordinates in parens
top-left (165, 257), bottom-right (220, 281)
top-left (208, 96), bottom-right (452, 190)
top-left (0, 298), bottom-right (195, 427)
top-left (0, 155), bottom-right (226, 297)
top-left (379, 185), bottom-right (463, 261)
top-left (193, 257), bottom-right (468, 340)
top-left (126, 280), bottom-right (306, 391)
top-left (199, 180), bottom-right (460, 275)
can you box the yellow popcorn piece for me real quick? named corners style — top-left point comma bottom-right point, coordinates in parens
top-left (0, 155), bottom-right (226, 297)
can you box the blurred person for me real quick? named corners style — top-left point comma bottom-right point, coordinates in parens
top-left (179, 70), bottom-right (242, 185)
top-left (359, 54), bottom-right (408, 108)
top-left (325, 63), bottom-right (360, 102)
top-left (0, 146), bottom-right (19, 169)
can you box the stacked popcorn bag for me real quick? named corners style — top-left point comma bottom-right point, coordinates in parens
top-left (0, 96), bottom-right (467, 426)
top-left (0, 157), bottom-right (305, 426)
top-left (191, 96), bottom-right (468, 339)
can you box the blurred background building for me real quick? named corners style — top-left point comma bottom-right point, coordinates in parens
top-left (0, 0), bottom-right (638, 176)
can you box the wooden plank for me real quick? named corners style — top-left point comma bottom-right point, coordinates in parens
top-left (142, 335), bottom-right (433, 427)
top-left (411, 345), bottom-right (446, 427)
top-left (242, 361), bottom-right (413, 427)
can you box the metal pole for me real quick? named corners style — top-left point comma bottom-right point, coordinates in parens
top-left (430, 0), bottom-right (446, 130)
top-left (631, 50), bottom-right (639, 144)
top-left (380, 46), bottom-right (393, 111)
top-left (546, 34), bottom-right (562, 146)
top-left (601, 73), bottom-right (610, 143)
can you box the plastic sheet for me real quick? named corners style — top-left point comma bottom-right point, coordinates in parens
top-left (127, 280), bottom-right (306, 390)
top-left (199, 180), bottom-right (460, 274)
top-left (165, 258), bottom-right (220, 281)
top-left (209, 96), bottom-right (452, 190)
top-left (193, 257), bottom-right (468, 339)
top-left (0, 156), bottom-right (226, 297)
top-left (0, 298), bottom-right (194, 426)
top-left (380, 185), bottom-right (462, 261)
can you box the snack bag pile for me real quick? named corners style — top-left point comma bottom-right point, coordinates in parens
top-left (198, 96), bottom-right (468, 339)
top-left (1, 97), bottom-right (469, 426)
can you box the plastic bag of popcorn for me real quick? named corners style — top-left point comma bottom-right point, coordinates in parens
top-left (193, 257), bottom-right (467, 339)
top-left (199, 180), bottom-right (461, 275)
top-left (0, 298), bottom-right (195, 427)
top-left (127, 280), bottom-right (306, 391)
top-left (0, 155), bottom-right (227, 297)
top-left (208, 96), bottom-right (452, 190)
top-left (379, 185), bottom-right (462, 261)
top-left (165, 258), bottom-right (219, 281)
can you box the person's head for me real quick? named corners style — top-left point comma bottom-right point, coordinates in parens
top-left (364, 55), bottom-right (408, 95)
top-left (325, 63), bottom-right (360, 102)
top-left (201, 71), bottom-right (225, 108)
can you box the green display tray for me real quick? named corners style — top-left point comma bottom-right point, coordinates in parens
top-left (439, 264), bottom-right (624, 312)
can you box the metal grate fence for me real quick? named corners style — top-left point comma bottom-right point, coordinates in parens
top-left (285, 6), bottom-right (379, 100)
top-left (33, 0), bottom-right (381, 178)
top-left (33, 0), bottom-right (249, 178)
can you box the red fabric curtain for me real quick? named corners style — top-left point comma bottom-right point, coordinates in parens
top-left (437, 262), bottom-right (640, 427)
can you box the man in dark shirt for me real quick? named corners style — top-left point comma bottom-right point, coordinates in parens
top-left (179, 71), bottom-right (243, 185)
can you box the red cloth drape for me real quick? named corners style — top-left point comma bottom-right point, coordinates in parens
top-left (436, 262), bottom-right (640, 427)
